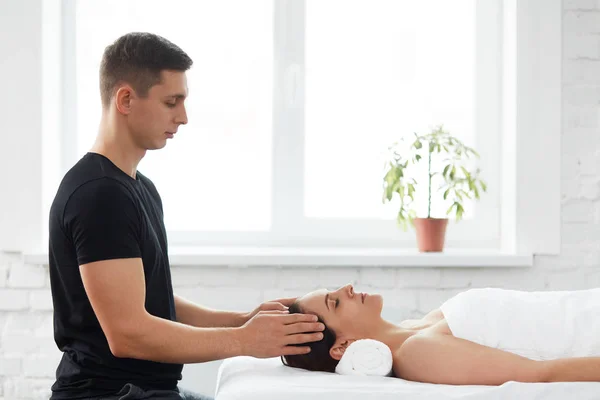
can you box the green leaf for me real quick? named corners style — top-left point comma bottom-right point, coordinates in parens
top-left (460, 166), bottom-right (470, 178)
top-left (396, 213), bottom-right (407, 231)
top-left (429, 142), bottom-right (435, 153)
top-left (480, 180), bottom-right (487, 191)
top-left (443, 164), bottom-right (451, 178)
top-left (468, 148), bottom-right (480, 158)
top-left (415, 154), bottom-right (422, 161)
top-left (386, 185), bottom-right (395, 201)
top-left (443, 188), bottom-right (450, 200)
top-left (456, 203), bottom-right (464, 221)
top-left (459, 189), bottom-right (471, 199)
top-left (408, 183), bottom-right (415, 197)
top-left (383, 191), bottom-right (391, 202)
top-left (414, 140), bottom-right (422, 149)
top-left (446, 202), bottom-right (456, 215)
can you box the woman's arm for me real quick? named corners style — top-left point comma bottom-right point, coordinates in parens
top-left (394, 334), bottom-right (600, 385)
top-left (543, 357), bottom-right (600, 383)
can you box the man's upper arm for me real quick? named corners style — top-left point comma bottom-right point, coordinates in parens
top-left (393, 334), bottom-right (544, 385)
top-left (80, 257), bottom-right (147, 355)
top-left (65, 179), bottom-right (147, 353)
top-left (64, 178), bottom-right (142, 265)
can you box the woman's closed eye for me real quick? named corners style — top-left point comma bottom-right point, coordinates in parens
top-left (328, 297), bottom-right (339, 310)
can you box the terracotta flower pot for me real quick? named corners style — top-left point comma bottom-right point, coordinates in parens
top-left (413, 218), bottom-right (448, 252)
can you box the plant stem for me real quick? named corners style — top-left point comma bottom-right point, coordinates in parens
top-left (428, 143), bottom-right (432, 218)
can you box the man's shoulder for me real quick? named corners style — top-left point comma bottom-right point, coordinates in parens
top-left (136, 171), bottom-right (156, 190)
top-left (54, 156), bottom-right (136, 210)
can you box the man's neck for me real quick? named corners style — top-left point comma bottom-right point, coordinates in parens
top-left (91, 118), bottom-right (146, 179)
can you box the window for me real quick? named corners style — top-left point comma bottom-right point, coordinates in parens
top-left (73, 0), bottom-right (274, 233)
top-left (63, 0), bottom-right (502, 249)
top-left (305, 1), bottom-right (478, 220)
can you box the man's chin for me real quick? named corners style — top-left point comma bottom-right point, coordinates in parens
top-left (147, 141), bottom-right (168, 151)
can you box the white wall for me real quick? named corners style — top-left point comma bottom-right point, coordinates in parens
top-left (2, 1), bottom-right (600, 399)
top-left (0, 0), bottom-right (43, 254)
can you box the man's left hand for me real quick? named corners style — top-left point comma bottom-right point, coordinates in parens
top-left (243, 297), bottom-right (298, 324)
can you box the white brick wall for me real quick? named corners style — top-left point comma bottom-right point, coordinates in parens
top-left (1, 3), bottom-right (600, 399)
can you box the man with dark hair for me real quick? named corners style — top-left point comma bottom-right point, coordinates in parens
top-left (48, 32), bottom-right (324, 400)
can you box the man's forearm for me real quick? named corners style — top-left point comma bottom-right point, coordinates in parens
top-left (174, 294), bottom-right (248, 328)
top-left (111, 312), bottom-right (247, 364)
top-left (542, 357), bottom-right (600, 382)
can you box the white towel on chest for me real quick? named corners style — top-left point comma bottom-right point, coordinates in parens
top-left (440, 287), bottom-right (600, 360)
top-left (335, 339), bottom-right (393, 376)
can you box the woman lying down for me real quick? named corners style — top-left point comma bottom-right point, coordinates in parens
top-left (282, 284), bottom-right (600, 385)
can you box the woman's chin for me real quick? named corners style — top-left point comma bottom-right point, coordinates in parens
top-left (366, 293), bottom-right (384, 310)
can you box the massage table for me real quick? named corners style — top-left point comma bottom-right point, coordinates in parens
top-left (215, 356), bottom-right (600, 400)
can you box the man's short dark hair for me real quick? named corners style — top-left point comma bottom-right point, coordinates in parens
top-left (99, 32), bottom-right (193, 108)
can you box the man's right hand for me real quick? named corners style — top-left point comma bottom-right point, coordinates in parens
top-left (238, 310), bottom-right (325, 358)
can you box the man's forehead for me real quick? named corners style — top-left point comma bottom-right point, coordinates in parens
top-left (158, 71), bottom-right (188, 94)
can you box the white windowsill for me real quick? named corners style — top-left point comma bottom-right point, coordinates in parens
top-left (23, 247), bottom-right (533, 268)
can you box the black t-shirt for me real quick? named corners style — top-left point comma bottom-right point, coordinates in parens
top-left (48, 152), bottom-right (183, 399)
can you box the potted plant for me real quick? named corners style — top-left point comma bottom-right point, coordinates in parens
top-left (382, 125), bottom-right (487, 252)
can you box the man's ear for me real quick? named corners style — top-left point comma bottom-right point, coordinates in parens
top-left (115, 86), bottom-right (134, 115)
top-left (329, 338), bottom-right (357, 361)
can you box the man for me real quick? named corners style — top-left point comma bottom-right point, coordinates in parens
top-left (48, 32), bottom-right (324, 400)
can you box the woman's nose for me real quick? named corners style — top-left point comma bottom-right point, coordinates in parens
top-left (334, 283), bottom-right (354, 297)
top-left (342, 283), bottom-right (354, 297)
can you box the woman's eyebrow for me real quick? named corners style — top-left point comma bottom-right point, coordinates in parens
top-left (325, 293), bottom-right (330, 311)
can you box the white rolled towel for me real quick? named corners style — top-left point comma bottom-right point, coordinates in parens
top-left (335, 339), bottom-right (393, 376)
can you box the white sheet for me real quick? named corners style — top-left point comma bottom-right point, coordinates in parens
top-left (440, 287), bottom-right (600, 360)
top-left (215, 356), bottom-right (600, 400)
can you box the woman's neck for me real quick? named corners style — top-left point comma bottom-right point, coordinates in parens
top-left (370, 319), bottom-right (419, 353)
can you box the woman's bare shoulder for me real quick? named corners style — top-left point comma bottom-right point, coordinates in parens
top-left (392, 333), bottom-right (440, 380)
top-left (392, 322), bottom-right (454, 380)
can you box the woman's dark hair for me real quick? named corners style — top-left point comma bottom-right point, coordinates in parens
top-left (281, 302), bottom-right (339, 373)
top-left (99, 32), bottom-right (193, 108)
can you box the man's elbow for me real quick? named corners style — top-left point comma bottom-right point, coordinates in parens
top-left (105, 323), bottom-right (147, 359)
top-left (107, 338), bottom-right (130, 358)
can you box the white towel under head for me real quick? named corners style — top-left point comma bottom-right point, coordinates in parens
top-left (335, 339), bottom-right (393, 376)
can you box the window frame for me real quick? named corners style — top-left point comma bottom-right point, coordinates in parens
top-left (32, 0), bottom-right (560, 257)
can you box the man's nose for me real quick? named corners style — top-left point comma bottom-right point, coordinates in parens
top-left (177, 106), bottom-right (188, 125)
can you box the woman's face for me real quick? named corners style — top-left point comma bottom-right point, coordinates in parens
top-left (296, 284), bottom-right (384, 344)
